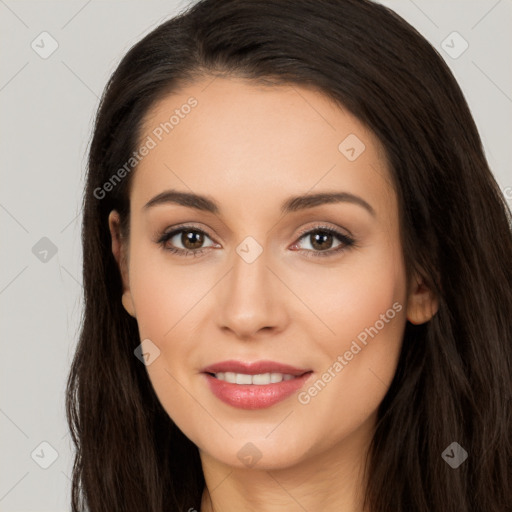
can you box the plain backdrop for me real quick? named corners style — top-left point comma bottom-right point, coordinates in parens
top-left (1, 1), bottom-right (511, 510)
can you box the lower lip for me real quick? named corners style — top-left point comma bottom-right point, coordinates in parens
top-left (202, 372), bottom-right (313, 410)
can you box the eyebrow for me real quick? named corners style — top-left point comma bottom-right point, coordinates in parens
top-left (143, 189), bottom-right (376, 217)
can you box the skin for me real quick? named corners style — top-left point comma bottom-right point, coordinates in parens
top-left (109, 76), bottom-right (438, 512)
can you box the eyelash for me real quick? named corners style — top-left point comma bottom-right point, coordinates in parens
top-left (156, 224), bottom-right (356, 259)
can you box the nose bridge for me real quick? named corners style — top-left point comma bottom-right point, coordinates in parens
top-left (232, 238), bottom-right (269, 296)
top-left (215, 236), bottom-right (286, 336)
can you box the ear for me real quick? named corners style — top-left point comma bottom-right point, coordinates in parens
top-left (406, 272), bottom-right (439, 325)
top-left (108, 210), bottom-right (136, 318)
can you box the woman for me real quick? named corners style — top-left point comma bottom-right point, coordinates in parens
top-left (65, 0), bottom-right (512, 511)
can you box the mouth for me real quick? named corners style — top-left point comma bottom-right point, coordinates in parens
top-left (200, 361), bottom-right (314, 410)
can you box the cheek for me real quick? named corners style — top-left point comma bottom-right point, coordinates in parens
top-left (295, 237), bottom-right (407, 350)
top-left (127, 239), bottom-right (210, 339)
top-left (293, 239), bottom-right (407, 408)
top-left (126, 246), bottom-right (205, 422)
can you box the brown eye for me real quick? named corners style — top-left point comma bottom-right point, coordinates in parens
top-left (180, 230), bottom-right (205, 250)
top-left (309, 231), bottom-right (335, 251)
top-left (157, 226), bottom-right (217, 256)
top-left (291, 226), bottom-right (355, 258)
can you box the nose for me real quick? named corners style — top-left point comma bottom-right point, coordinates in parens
top-left (215, 244), bottom-right (289, 340)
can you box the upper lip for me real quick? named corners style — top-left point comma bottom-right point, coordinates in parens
top-left (201, 360), bottom-right (312, 376)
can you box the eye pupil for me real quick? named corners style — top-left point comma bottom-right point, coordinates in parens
top-left (311, 232), bottom-right (333, 251)
top-left (182, 230), bottom-right (204, 249)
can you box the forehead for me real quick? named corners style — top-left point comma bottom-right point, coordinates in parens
top-left (131, 76), bottom-right (394, 217)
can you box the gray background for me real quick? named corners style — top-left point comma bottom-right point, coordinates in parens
top-left (1, 1), bottom-right (511, 510)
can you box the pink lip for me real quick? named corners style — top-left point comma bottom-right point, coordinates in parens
top-left (201, 360), bottom-right (314, 410)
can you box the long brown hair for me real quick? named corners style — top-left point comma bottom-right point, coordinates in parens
top-left (66, 0), bottom-right (512, 510)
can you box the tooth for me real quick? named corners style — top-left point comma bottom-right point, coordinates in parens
top-left (236, 373), bottom-right (253, 385)
top-left (224, 372), bottom-right (237, 384)
top-left (213, 372), bottom-right (297, 384)
top-left (252, 373), bottom-right (272, 385)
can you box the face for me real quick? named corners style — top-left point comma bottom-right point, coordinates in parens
top-left (109, 76), bottom-right (437, 471)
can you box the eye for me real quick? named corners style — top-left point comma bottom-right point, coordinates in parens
top-left (157, 225), bottom-right (218, 257)
top-left (291, 225), bottom-right (355, 258)
top-left (157, 224), bottom-right (356, 259)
